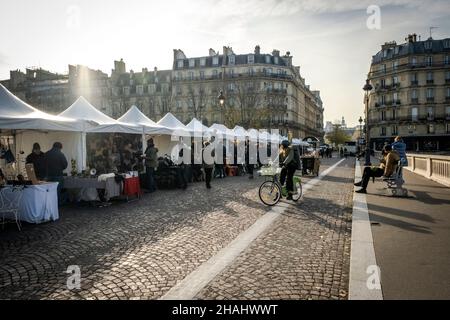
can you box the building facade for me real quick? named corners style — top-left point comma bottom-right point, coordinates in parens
top-left (171, 46), bottom-right (324, 138)
top-left (367, 34), bottom-right (450, 152)
top-left (1, 46), bottom-right (324, 139)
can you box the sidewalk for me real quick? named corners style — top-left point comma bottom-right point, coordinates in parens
top-left (361, 161), bottom-right (450, 299)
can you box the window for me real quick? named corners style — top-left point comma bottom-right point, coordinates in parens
top-left (381, 95), bottom-right (386, 105)
top-left (411, 73), bottom-right (418, 85)
top-left (411, 57), bottom-right (417, 66)
top-left (411, 89), bottom-right (418, 101)
top-left (446, 71), bottom-right (450, 81)
top-left (247, 54), bottom-right (255, 64)
top-left (380, 110), bottom-right (386, 121)
top-left (393, 60), bottom-right (398, 71)
top-left (427, 107), bottom-right (434, 120)
top-left (427, 88), bottom-right (434, 99)
top-left (136, 85), bottom-right (143, 95)
top-left (426, 56), bottom-right (433, 67)
top-left (392, 76), bottom-right (399, 85)
top-left (383, 50), bottom-right (388, 58)
top-left (176, 72), bottom-right (182, 81)
top-left (229, 54), bottom-right (235, 65)
top-left (392, 125), bottom-right (398, 135)
top-left (445, 55), bottom-right (450, 65)
top-left (123, 87), bottom-right (130, 96)
top-left (444, 39), bottom-right (450, 48)
top-left (200, 58), bottom-right (206, 67)
top-left (228, 69), bottom-right (234, 77)
top-left (394, 46), bottom-right (399, 55)
top-left (212, 56), bottom-right (219, 66)
top-left (427, 72), bottom-right (434, 83)
top-left (393, 92), bottom-right (399, 102)
top-left (274, 56), bottom-right (279, 64)
top-left (411, 107), bottom-right (418, 121)
top-left (266, 68), bottom-right (272, 75)
top-left (392, 109), bottom-right (397, 120)
top-left (248, 68), bottom-right (255, 76)
top-left (382, 64), bottom-right (387, 73)
top-left (176, 86), bottom-right (182, 95)
top-left (381, 79), bottom-right (386, 88)
top-left (447, 123), bottom-right (450, 134)
top-left (228, 83), bottom-right (235, 91)
top-left (425, 40), bottom-right (432, 50)
top-left (148, 84), bottom-right (155, 94)
top-left (199, 71), bottom-right (205, 80)
top-left (212, 69), bottom-right (218, 78)
top-left (177, 60), bottom-right (184, 68)
top-left (381, 127), bottom-right (386, 136)
top-left (446, 106), bottom-right (450, 119)
top-left (189, 59), bottom-right (195, 68)
top-left (428, 124), bottom-right (435, 134)
top-left (265, 55), bottom-right (271, 64)
top-left (188, 71), bottom-right (194, 80)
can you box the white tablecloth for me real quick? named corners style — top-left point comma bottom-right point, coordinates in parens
top-left (2, 183), bottom-right (59, 224)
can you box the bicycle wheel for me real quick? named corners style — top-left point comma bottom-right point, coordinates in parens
top-left (292, 178), bottom-right (302, 202)
top-left (259, 181), bottom-right (281, 206)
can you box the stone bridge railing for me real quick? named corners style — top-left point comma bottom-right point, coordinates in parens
top-left (405, 153), bottom-right (450, 187)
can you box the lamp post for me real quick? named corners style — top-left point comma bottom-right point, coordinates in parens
top-left (358, 116), bottom-right (363, 141)
top-left (218, 90), bottom-right (225, 125)
top-left (363, 79), bottom-right (373, 166)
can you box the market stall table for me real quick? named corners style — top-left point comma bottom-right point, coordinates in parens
top-left (1, 182), bottom-right (59, 224)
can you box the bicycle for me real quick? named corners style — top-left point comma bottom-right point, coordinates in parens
top-left (257, 166), bottom-right (302, 206)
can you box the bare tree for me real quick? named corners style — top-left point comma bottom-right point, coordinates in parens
top-left (235, 79), bottom-right (263, 128)
top-left (186, 84), bottom-right (207, 120)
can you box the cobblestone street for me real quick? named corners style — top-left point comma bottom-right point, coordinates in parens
top-left (0, 157), bottom-right (354, 300)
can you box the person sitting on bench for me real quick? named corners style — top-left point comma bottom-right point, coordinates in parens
top-left (354, 145), bottom-right (400, 194)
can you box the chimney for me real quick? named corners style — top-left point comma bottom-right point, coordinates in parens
top-left (272, 50), bottom-right (280, 57)
top-left (209, 48), bottom-right (216, 56)
top-left (255, 45), bottom-right (261, 55)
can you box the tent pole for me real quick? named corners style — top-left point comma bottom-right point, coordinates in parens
top-left (142, 127), bottom-right (147, 174)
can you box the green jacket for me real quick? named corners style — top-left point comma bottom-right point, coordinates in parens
top-left (145, 146), bottom-right (159, 168)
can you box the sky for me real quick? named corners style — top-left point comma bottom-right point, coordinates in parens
top-left (1, 0), bottom-right (449, 126)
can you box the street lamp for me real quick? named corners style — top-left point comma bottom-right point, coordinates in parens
top-left (358, 116), bottom-right (363, 140)
top-left (218, 90), bottom-right (225, 124)
top-left (363, 79), bottom-right (373, 166)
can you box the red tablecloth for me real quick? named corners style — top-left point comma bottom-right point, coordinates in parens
top-left (123, 177), bottom-right (142, 197)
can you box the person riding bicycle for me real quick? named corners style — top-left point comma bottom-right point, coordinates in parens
top-left (279, 140), bottom-right (299, 200)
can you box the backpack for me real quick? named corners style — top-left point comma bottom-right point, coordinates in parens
top-left (292, 146), bottom-right (301, 170)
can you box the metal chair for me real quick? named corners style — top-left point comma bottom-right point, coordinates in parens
top-left (0, 185), bottom-right (24, 231)
top-left (382, 161), bottom-right (408, 197)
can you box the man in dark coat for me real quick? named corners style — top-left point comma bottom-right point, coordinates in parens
top-left (45, 142), bottom-right (68, 204)
top-left (26, 143), bottom-right (47, 180)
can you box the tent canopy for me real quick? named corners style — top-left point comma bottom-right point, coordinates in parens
top-left (117, 105), bottom-right (172, 135)
top-left (186, 118), bottom-right (211, 137)
top-left (156, 112), bottom-right (189, 136)
top-left (233, 125), bottom-right (248, 140)
top-left (0, 84), bottom-right (81, 131)
top-left (59, 97), bottom-right (141, 134)
top-left (210, 123), bottom-right (235, 139)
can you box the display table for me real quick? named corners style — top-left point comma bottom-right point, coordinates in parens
top-left (123, 177), bottom-right (142, 198)
top-left (63, 177), bottom-right (106, 189)
top-left (1, 183), bottom-right (59, 224)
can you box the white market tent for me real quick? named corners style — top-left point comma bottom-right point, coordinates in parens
top-left (117, 105), bottom-right (172, 135)
top-left (233, 125), bottom-right (248, 141)
top-left (57, 97), bottom-right (143, 172)
top-left (186, 118), bottom-right (211, 137)
top-left (247, 128), bottom-right (259, 142)
top-left (0, 84), bottom-right (86, 174)
top-left (155, 112), bottom-right (190, 158)
top-left (59, 97), bottom-right (142, 134)
top-left (0, 84), bottom-right (81, 132)
top-left (209, 123), bottom-right (235, 140)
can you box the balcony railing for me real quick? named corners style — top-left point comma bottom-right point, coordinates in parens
top-left (426, 79), bottom-right (434, 84)
top-left (411, 80), bottom-right (419, 86)
top-left (411, 98), bottom-right (419, 104)
top-left (427, 97), bottom-right (435, 102)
